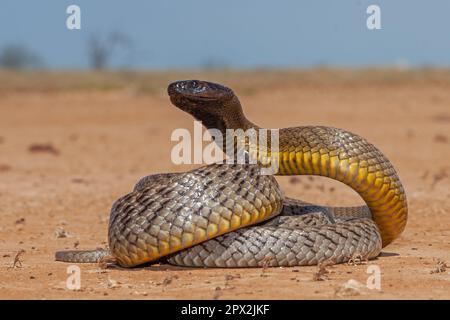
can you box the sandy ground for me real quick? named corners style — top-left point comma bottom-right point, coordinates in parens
top-left (0, 70), bottom-right (449, 299)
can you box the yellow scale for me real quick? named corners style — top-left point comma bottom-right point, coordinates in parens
top-left (269, 148), bottom-right (407, 246)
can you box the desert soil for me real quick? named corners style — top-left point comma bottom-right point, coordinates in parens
top-left (0, 70), bottom-right (449, 299)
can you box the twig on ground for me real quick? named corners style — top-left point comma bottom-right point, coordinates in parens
top-left (9, 249), bottom-right (25, 269)
top-left (313, 259), bottom-right (335, 281)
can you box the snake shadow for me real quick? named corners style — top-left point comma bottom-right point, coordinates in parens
top-left (378, 251), bottom-right (400, 258)
top-left (107, 252), bottom-right (400, 271)
top-left (107, 261), bottom-right (204, 272)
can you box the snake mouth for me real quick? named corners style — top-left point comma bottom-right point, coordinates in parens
top-left (168, 80), bottom-right (234, 103)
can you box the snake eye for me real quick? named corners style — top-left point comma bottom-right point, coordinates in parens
top-left (187, 80), bottom-right (207, 94)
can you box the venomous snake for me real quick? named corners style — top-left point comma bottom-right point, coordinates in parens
top-left (55, 80), bottom-right (407, 267)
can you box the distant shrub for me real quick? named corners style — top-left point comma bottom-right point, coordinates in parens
top-left (0, 45), bottom-right (44, 70)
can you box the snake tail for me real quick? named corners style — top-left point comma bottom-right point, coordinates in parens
top-left (55, 248), bottom-right (110, 263)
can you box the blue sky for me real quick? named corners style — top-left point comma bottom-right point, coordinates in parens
top-left (0, 0), bottom-right (449, 69)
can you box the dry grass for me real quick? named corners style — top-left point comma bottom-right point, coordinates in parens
top-left (1, 68), bottom-right (450, 95)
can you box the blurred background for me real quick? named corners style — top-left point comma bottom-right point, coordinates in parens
top-left (0, 0), bottom-right (449, 71)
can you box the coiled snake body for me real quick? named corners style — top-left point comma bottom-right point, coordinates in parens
top-left (55, 80), bottom-right (407, 268)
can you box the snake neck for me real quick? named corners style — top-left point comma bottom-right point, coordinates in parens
top-left (190, 96), bottom-right (258, 135)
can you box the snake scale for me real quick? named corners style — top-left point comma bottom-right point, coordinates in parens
top-left (55, 80), bottom-right (407, 268)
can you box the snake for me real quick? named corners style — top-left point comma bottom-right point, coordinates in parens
top-left (55, 80), bottom-right (407, 268)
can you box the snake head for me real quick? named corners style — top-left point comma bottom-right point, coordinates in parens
top-left (168, 80), bottom-right (249, 132)
top-left (168, 80), bottom-right (236, 114)
top-left (168, 80), bottom-right (234, 103)
top-left (167, 80), bottom-right (237, 116)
